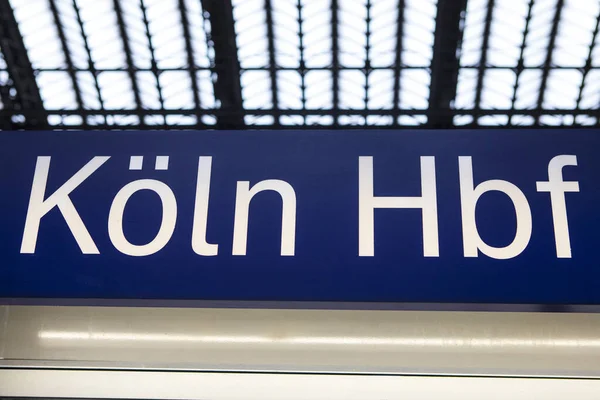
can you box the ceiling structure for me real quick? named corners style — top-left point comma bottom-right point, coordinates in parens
top-left (0, 0), bottom-right (598, 130)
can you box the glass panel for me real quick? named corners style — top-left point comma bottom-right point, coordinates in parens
top-left (514, 69), bottom-right (542, 109)
top-left (370, 0), bottom-right (398, 68)
top-left (481, 69), bottom-right (517, 109)
top-left (241, 71), bottom-right (272, 109)
top-left (403, 0), bottom-right (437, 66)
top-left (302, 0), bottom-right (332, 68)
top-left (160, 71), bottom-right (194, 109)
top-left (144, 0), bottom-right (188, 69)
top-left (459, 0), bottom-right (488, 67)
top-left (37, 71), bottom-right (76, 110)
top-left (578, 70), bottom-right (600, 109)
top-left (339, 0), bottom-right (367, 68)
top-left (304, 71), bottom-right (332, 109)
top-left (542, 69), bottom-right (582, 109)
top-left (273, 0), bottom-right (300, 68)
top-left (400, 69), bottom-right (430, 110)
top-left (553, 0), bottom-right (600, 67)
top-left (339, 70), bottom-right (366, 109)
top-left (523, 0), bottom-right (556, 67)
top-left (77, 0), bottom-right (126, 69)
top-left (368, 69), bottom-right (394, 109)
top-left (9, 0), bottom-right (65, 68)
top-left (97, 71), bottom-right (135, 109)
top-left (233, 0), bottom-right (269, 68)
top-left (487, 0), bottom-right (531, 67)
top-left (278, 71), bottom-right (303, 110)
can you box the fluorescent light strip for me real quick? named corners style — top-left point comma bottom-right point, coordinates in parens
top-left (39, 331), bottom-right (271, 344)
top-left (38, 331), bottom-right (600, 348)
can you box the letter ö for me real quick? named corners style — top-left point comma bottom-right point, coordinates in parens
top-left (108, 156), bottom-right (177, 256)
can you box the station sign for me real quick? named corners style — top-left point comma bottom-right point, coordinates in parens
top-left (0, 130), bottom-right (598, 304)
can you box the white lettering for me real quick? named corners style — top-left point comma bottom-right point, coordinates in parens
top-left (358, 156), bottom-right (439, 257)
top-left (21, 156), bottom-right (109, 254)
top-left (536, 155), bottom-right (579, 258)
top-left (108, 179), bottom-right (177, 256)
top-left (191, 157), bottom-right (219, 256)
top-left (232, 180), bottom-right (297, 256)
top-left (459, 156), bottom-right (532, 259)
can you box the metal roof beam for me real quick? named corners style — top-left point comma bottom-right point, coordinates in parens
top-left (509, 0), bottom-right (535, 125)
top-left (0, 79), bottom-right (16, 130)
top-left (0, 0), bottom-right (47, 129)
top-left (112, 0), bottom-right (145, 125)
top-left (392, 0), bottom-right (405, 124)
top-left (297, 0), bottom-right (307, 123)
top-left (265, 0), bottom-right (280, 127)
top-left (178, 0), bottom-right (202, 127)
top-left (473, 0), bottom-right (495, 112)
top-left (364, 0), bottom-right (372, 114)
top-left (201, 0), bottom-right (244, 129)
top-left (0, 52), bottom-right (15, 121)
top-left (575, 7), bottom-right (600, 126)
top-left (427, 0), bottom-right (468, 128)
top-left (141, 0), bottom-right (165, 113)
top-left (73, 0), bottom-right (105, 122)
top-left (331, 0), bottom-right (340, 126)
top-left (5, 107), bottom-right (593, 118)
top-left (535, 0), bottom-right (564, 125)
top-left (48, 0), bottom-right (86, 123)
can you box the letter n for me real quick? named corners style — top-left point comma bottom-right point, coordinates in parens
top-left (232, 180), bottom-right (297, 256)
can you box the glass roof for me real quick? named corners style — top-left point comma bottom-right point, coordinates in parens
top-left (0, 0), bottom-right (598, 129)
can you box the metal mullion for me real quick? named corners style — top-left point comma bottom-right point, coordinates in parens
top-left (575, 9), bottom-right (600, 118)
top-left (535, 0), bottom-right (564, 125)
top-left (0, 80), bottom-right (15, 129)
top-left (30, 65), bottom-right (600, 72)
top-left (19, 122), bottom-right (600, 130)
top-left (48, 0), bottom-right (86, 124)
top-left (140, 0), bottom-right (165, 117)
top-left (392, 0), bottom-right (405, 127)
top-left (0, 82), bottom-right (13, 110)
top-left (72, 0), bottom-right (106, 123)
top-left (331, 0), bottom-right (340, 126)
top-left (297, 0), bottom-right (307, 124)
top-left (201, 0), bottom-right (244, 129)
top-left (112, 0), bottom-right (144, 123)
top-left (178, 0), bottom-right (203, 127)
top-left (364, 0), bottom-right (372, 123)
top-left (0, 0), bottom-right (47, 128)
top-left (0, 51), bottom-right (15, 116)
top-left (427, 0), bottom-right (468, 128)
top-left (473, 0), bottom-right (495, 117)
top-left (5, 107), bottom-right (598, 118)
top-left (508, 0), bottom-right (534, 126)
top-left (265, 0), bottom-right (280, 126)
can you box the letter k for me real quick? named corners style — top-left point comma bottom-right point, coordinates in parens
top-left (21, 156), bottom-right (110, 254)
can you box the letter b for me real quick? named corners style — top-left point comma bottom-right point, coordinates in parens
top-left (459, 157), bottom-right (532, 259)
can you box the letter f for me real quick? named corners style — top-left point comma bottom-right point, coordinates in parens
top-left (536, 155), bottom-right (579, 258)
top-left (21, 156), bottom-right (110, 254)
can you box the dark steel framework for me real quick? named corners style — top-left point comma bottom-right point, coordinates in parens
top-left (0, 0), bottom-right (47, 129)
top-left (0, 0), bottom-right (598, 130)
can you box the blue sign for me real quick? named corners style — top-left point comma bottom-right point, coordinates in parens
top-left (0, 130), bottom-right (598, 304)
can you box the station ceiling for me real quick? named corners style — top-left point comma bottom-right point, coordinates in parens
top-left (0, 0), bottom-right (598, 130)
